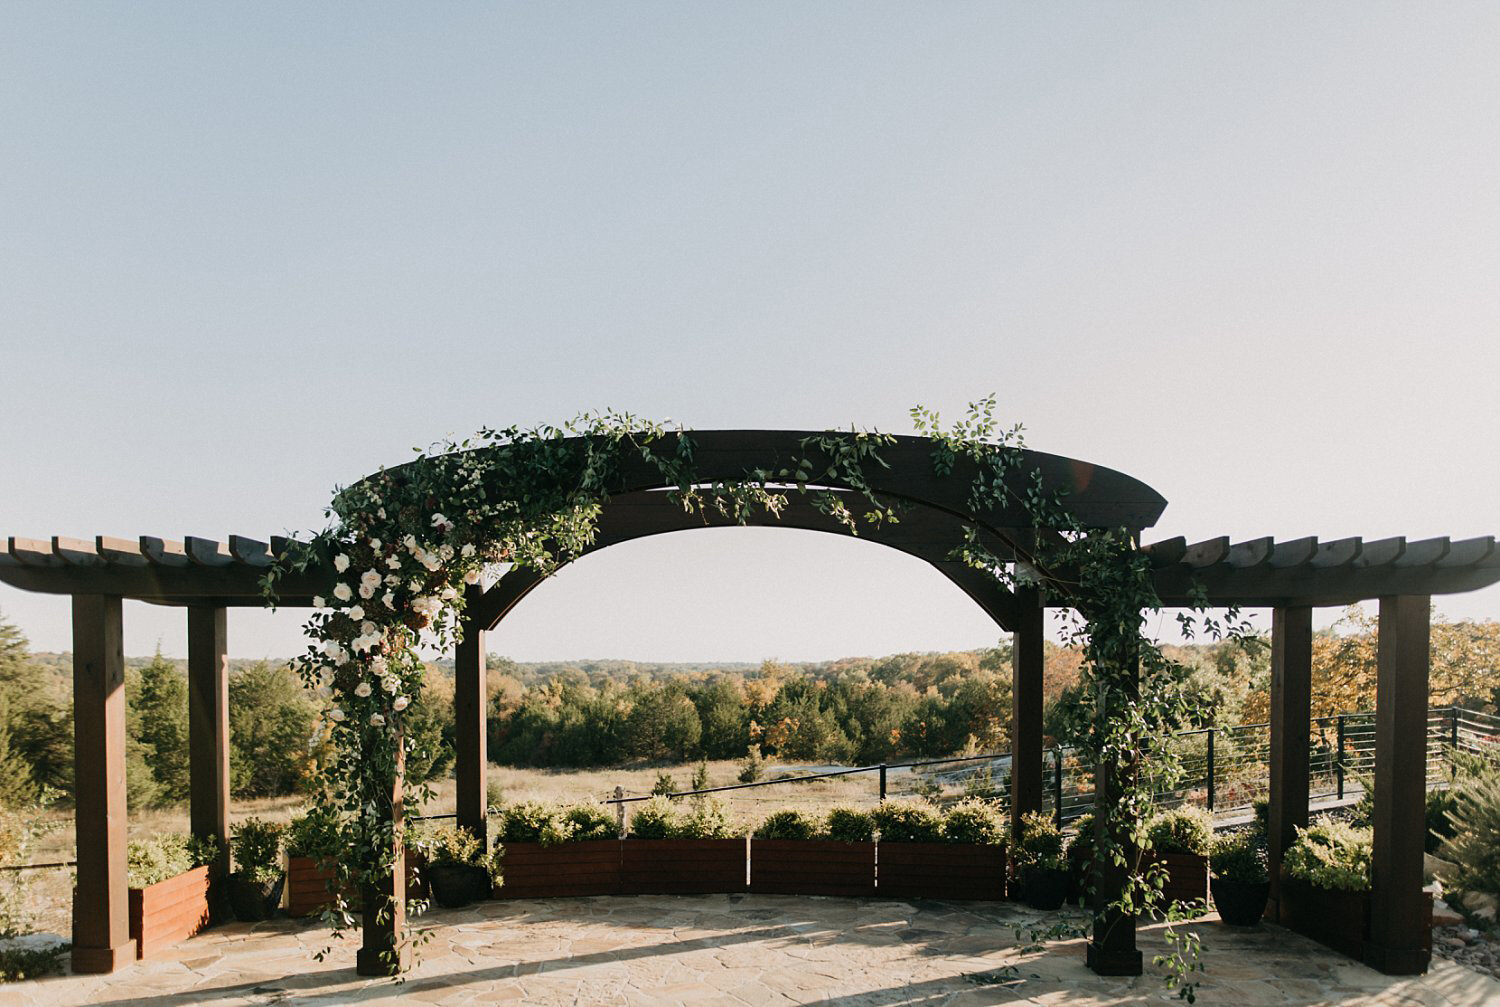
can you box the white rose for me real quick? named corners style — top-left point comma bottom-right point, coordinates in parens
top-left (385, 574), bottom-right (400, 586)
top-left (358, 583), bottom-right (376, 600)
top-left (348, 605), bottom-right (365, 621)
top-left (420, 553), bottom-right (442, 572)
top-left (321, 640), bottom-right (343, 658)
top-left (386, 556), bottom-right (401, 570)
top-left (382, 591), bottom-right (396, 609)
top-left (461, 543), bottom-right (476, 558)
top-left (354, 681), bottom-right (372, 698)
top-left (333, 583), bottom-right (353, 602)
top-left (334, 554), bottom-right (351, 573)
top-left (440, 587), bottom-right (458, 601)
top-left (361, 569), bottom-right (382, 589)
top-left (431, 513), bottom-right (448, 528)
top-left (361, 620), bottom-right (378, 635)
top-left (463, 569), bottom-right (481, 585)
top-left (312, 595), bottom-right (326, 609)
top-left (392, 695), bottom-right (410, 712)
top-left (377, 507), bottom-right (387, 519)
top-left (370, 656), bottom-right (388, 675)
top-left (409, 577), bottom-right (423, 592)
top-left (369, 538), bottom-right (382, 550)
top-left (369, 712), bottom-right (385, 727)
top-left (328, 707), bottom-right (346, 722)
top-left (403, 535), bottom-right (418, 551)
top-left (382, 675), bottom-right (399, 694)
top-left (439, 544), bottom-right (454, 561)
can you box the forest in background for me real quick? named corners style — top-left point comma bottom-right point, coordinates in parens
top-left (1, 607), bottom-right (1497, 809)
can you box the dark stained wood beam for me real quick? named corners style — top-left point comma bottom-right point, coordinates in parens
top-left (1266, 606), bottom-right (1312, 925)
top-left (70, 594), bottom-right (135, 972)
top-left (454, 596), bottom-right (488, 844)
top-left (1365, 595), bottom-right (1432, 975)
top-left (357, 737), bottom-right (409, 976)
top-left (188, 607), bottom-right (232, 896)
top-left (1009, 587), bottom-right (1044, 841)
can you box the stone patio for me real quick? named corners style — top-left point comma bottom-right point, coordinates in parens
top-left (3, 895), bottom-right (1497, 1006)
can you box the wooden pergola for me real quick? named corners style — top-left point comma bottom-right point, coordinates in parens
top-left (2, 430), bottom-right (1496, 978)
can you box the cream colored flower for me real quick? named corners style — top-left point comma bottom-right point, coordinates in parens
top-left (392, 695), bottom-right (410, 712)
top-left (312, 595), bottom-right (326, 609)
top-left (369, 712), bottom-right (385, 727)
top-left (334, 554), bottom-right (351, 573)
top-left (382, 591), bottom-right (396, 609)
top-left (354, 681), bottom-right (372, 698)
top-left (329, 707), bottom-right (346, 722)
top-left (333, 583), bottom-right (353, 602)
top-left (348, 605), bottom-right (365, 621)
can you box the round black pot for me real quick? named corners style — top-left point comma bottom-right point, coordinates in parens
top-left (428, 863), bottom-right (478, 908)
top-left (467, 865), bottom-right (493, 903)
top-left (228, 873), bottom-right (284, 922)
top-left (1022, 867), bottom-right (1069, 911)
top-left (1210, 876), bottom-right (1269, 926)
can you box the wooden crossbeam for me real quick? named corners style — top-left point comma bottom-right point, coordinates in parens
top-left (1227, 537), bottom-right (1274, 568)
top-left (1268, 537), bottom-right (1318, 568)
top-left (1393, 537), bottom-right (1450, 567)
top-left (9, 537), bottom-right (62, 566)
top-left (228, 536), bottom-right (273, 566)
top-left (96, 536), bottom-right (148, 566)
top-left (1141, 537), bottom-right (1187, 567)
top-left (1182, 536), bottom-right (1230, 567)
top-left (1437, 536), bottom-right (1495, 568)
top-left (1354, 537), bottom-right (1405, 567)
top-left (1311, 537), bottom-right (1362, 568)
top-left (185, 538), bottom-right (234, 567)
top-left (141, 537), bottom-right (189, 567)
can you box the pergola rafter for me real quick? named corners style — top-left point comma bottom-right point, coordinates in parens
top-left (2, 429), bottom-right (1496, 978)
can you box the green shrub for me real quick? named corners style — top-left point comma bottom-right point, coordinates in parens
top-left (127, 833), bottom-right (219, 888)
top-left (651, 772), bottom-right (677, 797)
top-left (825, 807), bottom-right (875, 843)
top-left (1427, 788), bottom-right (1461, 854)
top-left (486, 843), bottom-right (506, 886)
top-left (692, 760), bottom-right (710, 792)
top-left (412, 821), bottom-right (483, 867)
top-left (738, 746), bottom-right (765, 783)
top-left (1439, 770), bottom-right (1500, 896)
top-left (673, 797), bottom-right (737, 839)
top-left (230, 818), bottom-right (284, 884)
top-left (0, 940), bottom-right (69, 982)
top-left (496, 801), bottom-right (562, 844)
top-left (1209, 830), bottom-right (1267, 883)
top-left (286, 806), bottom-right (342, 860)
top-left (873, 801), bottom-right (944, 843)
top-left (1147, 806), bottom-right (1214, 857)
top-left (754, 809), bottom-right (823, 841)
top-left (1013, 810), bottom-right (1065, 871)
top-left (628, 796), bottom-right (679, 839)
top-left (564, 804), bottom-right (619, 842)
top-left (1067, 812), bottom-right (1096, 860)
top-left (941, 799), bottom-right (1006, 847)
top-left (1284, 820), bottom-right (1372, 892)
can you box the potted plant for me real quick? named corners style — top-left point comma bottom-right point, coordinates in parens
top-left (1014, 810), bottom-right (1068, 910)
top-left (871, 799), bottom-right (1007, 901)
top-left (622, 796), bottom-right (746, 894)
top-left (126, 833), bottom-right (218, 959)
top-left (491, 801), bottom-right (621, 899)
top-left (750, 807), bottom-right (875, 897)
top-left (412, 821), bottom-right (488, 908)
top-left (227, 818), bottom-right (286, 922)
top-left (1209, 829), bottom-right (1268, 926)
top-left (1280, 819), bottom-right (1375, 959)
top-left (1144, 806), bottom-right (1212, 913)
top-left (285, 807), bottom-right (344, 917)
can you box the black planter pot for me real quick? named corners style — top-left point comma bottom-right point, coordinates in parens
top-left (1022, 867), bottom-right (1069, 911)
top-left (466, 865), bottom-right (492, 903)
top-left (1210, 877), bottom-right (1269, 926)
top-left (227, 873), bottom-right (284, 922)
top-left (428, 863), bottom-right (480, 908)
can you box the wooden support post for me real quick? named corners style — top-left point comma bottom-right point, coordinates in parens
top-left (357, 734), bottom-right (410, 976)
top-left (1266, 606), bottom-right (1312, 923)
top-left (71, 594), bottom-right (136, 972)
top-left (187, 607), bottom-right (232, 897)
top-left (454, 598), bottom-right (487, 843)
top-left (1086, 619), bottom-right (1141, 978)
top-left (1010, 586), bottom-right (1044, 841)
top-left (1365, 595), bottom-right (1432, 975)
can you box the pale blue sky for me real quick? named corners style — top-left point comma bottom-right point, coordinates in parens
top-left (2, 3), bottom-right (1497, 661)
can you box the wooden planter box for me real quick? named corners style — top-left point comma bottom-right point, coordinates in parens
top-left (287, 851), bottom-right (426, 916)
top-left (877, 843), bottom-right (1007, 901)
top-left (1147, 851), bottom-right (1208, 912)
top-left (1278, 877), bottom-right (1433, 963)
top-left (621, 839), bottom-right (746, 895)
top-left (129, 866), bottom-right (211, 960)
top-left (749, 840), bottom-right (875, 897)
top-left (494, 841), bottom-right (622, 898)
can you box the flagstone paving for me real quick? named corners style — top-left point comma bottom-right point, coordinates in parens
top-left (3, 894), bottom-right (1497, 1006)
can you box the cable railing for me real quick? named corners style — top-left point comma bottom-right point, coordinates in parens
top-left (604, 704), bottom-right (1500, 831)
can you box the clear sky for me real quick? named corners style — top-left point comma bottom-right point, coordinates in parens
top-left (2, 3), bottom-right (1497, 662)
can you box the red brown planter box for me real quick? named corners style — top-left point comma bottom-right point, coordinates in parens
top-left (129, 866), bottom-right (211, 960)
top-left (621, 839), bottom-right (746, 895)
top-left (1147, 851), bottom-right (1208, 912)
top-left (877, 843), bottom-right (1007, 901)
top-left (493, 841), bottom-right (622, 898)
top-left (750, 840), bottom-right (875, 897)
top-left (1278, 877), bottom-right (1433, 964)
top-left (288, 851), bottom-right (426, 915)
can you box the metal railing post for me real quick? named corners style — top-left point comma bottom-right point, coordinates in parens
top-left (878, 764), bottom-right (887, 802)
top-left (1336, 715), bottom-right (1346, 800)
top-left (614, 786), bottom-right (626, 838)
top-left (1206, 728), bottom-right (1216, 812)
top-left (1451, 707), bottom-right (1460, 774)
top-left (1052, 749), bottom-right (1064, 828)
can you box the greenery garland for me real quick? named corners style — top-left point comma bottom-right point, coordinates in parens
top-left (267, 401), bottom-right (1242, 996)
